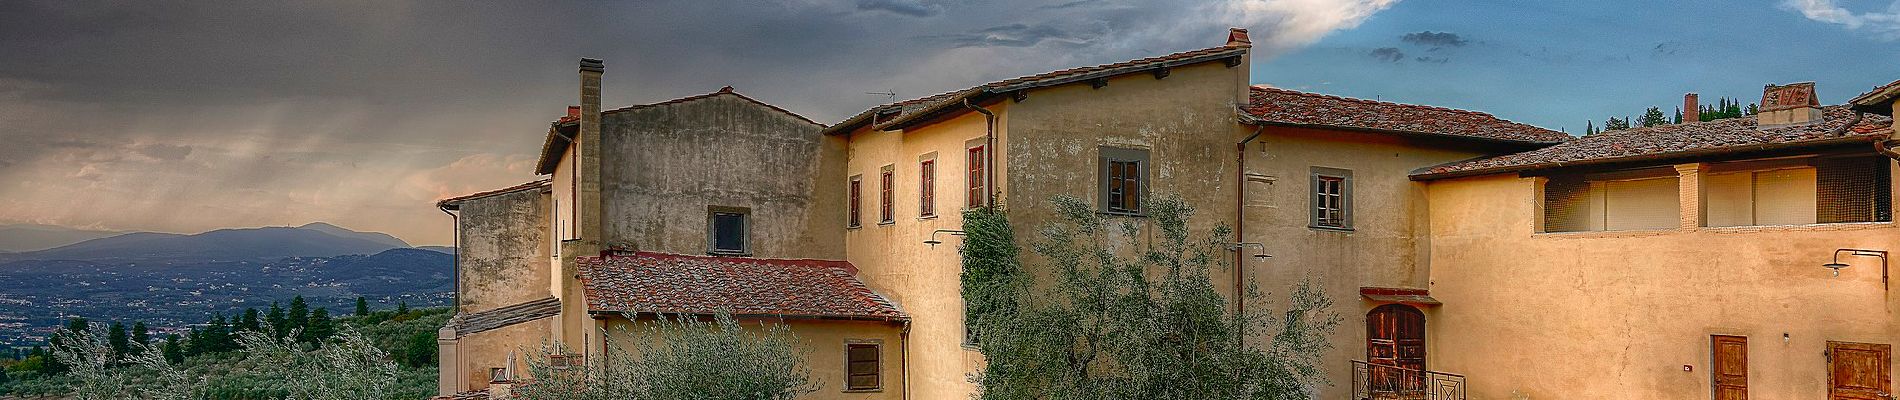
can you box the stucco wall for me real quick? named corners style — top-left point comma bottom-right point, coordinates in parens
top-left (1240, 126), bottom-right (1503, 398)
top-left (843, 105), bottom-right (1004, 399)
top-left (598, 94), bottom-right (844, 260)
top-left (598, 317), bottom-right (907, 400)
top-left (454, 188), bottom-right (553, 313)
top-left (449, 318), bottom-right (556, 393)
top-left (1425, 172), bottom-right (1900, 399)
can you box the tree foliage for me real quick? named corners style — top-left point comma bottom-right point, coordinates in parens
top-left (962, 195), bottom-right (1341, 400)
top-left (513, 313), bottom-right (819, 400)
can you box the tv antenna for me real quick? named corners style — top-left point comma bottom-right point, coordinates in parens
top-left (866, 90), bottom-right (897, 103)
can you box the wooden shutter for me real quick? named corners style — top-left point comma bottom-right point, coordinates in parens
top-left (1829, 341), bottom-right (1891, 400)
top-left (919, 160), bottom-right (935, 216)
top-left (846, 343), bottom-right (880, 390)
top-left (848, 176), bottom-right (861, 227)
top-left (967, 146), bottom-right (985, 208)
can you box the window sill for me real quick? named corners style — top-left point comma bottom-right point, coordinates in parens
top-left (843, 388), bottom-right (883, 393)
top-left (1099, 211), bottom-right (1147, 218)
top-left (877, 221), bottom-right (896, 226)
top-left (1308, 225), bottom-right (1354, 232)
top-left (707, 251), bottom-right (751, 257)
top-left (847, 225), bottom-right (862, 230)
top-left (918, 214), bottom-right (939, 220)
top-left (961, 342), bottom-right (980, 351)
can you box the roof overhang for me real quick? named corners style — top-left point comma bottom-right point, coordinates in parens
top-left (436, 178), bottom-right (553, 210)
top-left (1360, 287), bottom-right (1440, 306)
top-left (1238, 114), bottom-right (1564, 148)
top-left (1409, 135), bottom-right (1885, 181)
top-left (1850, 79), bottom-right (1900, 114)
top-left (533, 122), bottom-right (578, 175)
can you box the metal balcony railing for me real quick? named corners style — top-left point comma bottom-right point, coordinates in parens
top-left (1350, 360), bottom-right (1466, 400)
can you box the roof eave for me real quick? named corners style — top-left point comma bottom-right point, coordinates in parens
top-left (1850, 85), bottom-right (1900, 114)
top-left (532, 122), bottom-right (577, 175)
top-left (875, 48), bottom-right (1248, 133)
top-left (586, 310), bottom-right (909, 323)
top-left (1409, 135), bottom-right (1884, 181)
top-left (1239, 115), bottom-right (1566, 148)
top-left (873, 89), bottom-right (987, 132)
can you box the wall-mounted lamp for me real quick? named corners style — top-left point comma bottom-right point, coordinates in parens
top-left (1824, 248), bottom-right (1888, 290)
top-left (923, 229), bottom-right (967, 247)
top-left (1228, 242), bottom-right (1272, 261)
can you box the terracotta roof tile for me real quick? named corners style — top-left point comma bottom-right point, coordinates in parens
top-left (1413, 106), bottom-right (1894, 179)
top-left (1243, 85), bottom-right (1570, 144)
top-left (577, 252), bottom-right (906, 321)
top-left (1850, 78), bottom-right (1900, 110)
top-left (823, 45), bottom-right (1248, 134)
top-left (447, 297), bottom-right (561, 338)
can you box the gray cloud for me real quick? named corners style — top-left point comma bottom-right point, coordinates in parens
top-left (1401, 31), bottom-right (1468, 48)
top-left (1415, 56), bottom-right (1449, 64)
top-left (1370, 47), bottom-right (1406, 62)
top-left (0, 0), bottom-right (1394, 244)
top-left (856, 0), bottom-right (940, 17)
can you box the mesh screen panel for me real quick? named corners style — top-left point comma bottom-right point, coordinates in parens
top-left (1816, 157), bottom-right (1892, 223)
top-left (1544, 176), bottom-right (1593, 232)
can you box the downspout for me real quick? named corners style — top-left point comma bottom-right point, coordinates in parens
top-left (439, 205), bottom-right (459, 310)
top-left (900, 319), bottom-right (912, 400)
top-left (1235, 123), bottom-right (1265, 347)
top-left (963, 99), bottom-right (998, 207)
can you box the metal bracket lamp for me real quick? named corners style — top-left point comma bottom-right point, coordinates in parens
top-left (923, 229), bottom-right (966, 247)
top-left (1823, 248), bottom-right (1888, 290)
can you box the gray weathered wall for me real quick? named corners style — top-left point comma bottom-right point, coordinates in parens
top-left (455, 188), bottom-right (552, 313)
top-left (599, 93), bottom-right (844, 259)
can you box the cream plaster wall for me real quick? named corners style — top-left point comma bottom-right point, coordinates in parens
top-left (1425, 172), bottom-right (1900, 399)
top-left (598, 317), bottom-right (908, 400)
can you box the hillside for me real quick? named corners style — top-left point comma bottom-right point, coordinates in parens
top-left (0, 224), bottom-right (121, 253)
top-left (2, 224), bottom-right (408, 262)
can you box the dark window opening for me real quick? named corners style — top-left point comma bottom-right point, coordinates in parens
top-left (846, 343), bottom-right (881, 391)
top-left (1311, 167), bottom-right (1354, 229)
top-left (710, 210), bottom-right (747, 255)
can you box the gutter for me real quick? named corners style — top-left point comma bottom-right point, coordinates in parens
top-left (1411, 135), bottom-right (1886, 181)
top-left (1234, 124), bottom-right (1264, 340)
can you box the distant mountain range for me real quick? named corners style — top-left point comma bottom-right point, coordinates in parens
top-left (0, 222), bottom-right (452, 347)
top-left (0, 222), bottom-right (419, 262)
top-left (0, 224), bottom-right (122, 253)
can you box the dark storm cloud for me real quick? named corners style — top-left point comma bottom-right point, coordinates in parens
top-left (926, 23), bottom-right (1104, 48)
top-left (856, 0), bottom-right (941, 17)
top-left (1401, 31), bottom-right (1468, 47)
top-left (1370, 47), bottom-right (1406, 62)
top-left (0, 0), bottom-right (1396, 244)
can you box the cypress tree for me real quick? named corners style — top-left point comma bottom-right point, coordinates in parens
top-left (396, 301), bottom-right (409, 315)
top-left (107, 321), bottom-right (130, 358)
top-left (204, 314), bottom-right (233, 353)
top-left (239, 308), bottom-right (261, 332)
top-left (355, 296), bottom-right (370, 316)
top-left (302, 308), bottom-right (335, 345)
top-left (130, 321), bottom-right (150, 355)
top-left (267, 301), bottom-right (287, 338)
top-left (161, 334), bottom-right (183, 364)
top-left (288, 296), bottom-right (310, 334)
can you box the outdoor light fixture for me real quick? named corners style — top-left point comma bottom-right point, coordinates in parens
top-left (1229, 242), bottom-right (1272, 261)
top-left (923, 229), bottom-right (966, 247)
top-left (1824, 248), bottom-right (1888, 290)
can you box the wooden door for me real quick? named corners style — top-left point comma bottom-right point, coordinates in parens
top-left (1711, 335), bottom-right (1747, 400)
top-left (1367, 304), bottom-right (1426, 393)
top-left (1829, 341), bottom-right (1892, 400)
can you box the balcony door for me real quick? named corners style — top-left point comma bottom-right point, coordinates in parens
top-left (1367, 304), bottom-right (1426, 393)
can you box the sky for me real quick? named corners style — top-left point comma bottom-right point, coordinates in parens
top-left (0, 0), bottom-right (1896, 246)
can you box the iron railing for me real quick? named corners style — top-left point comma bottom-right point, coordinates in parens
top-left (1350, 360), bottom-right (1466, 400)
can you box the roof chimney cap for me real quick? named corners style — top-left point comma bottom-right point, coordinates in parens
top-left (579, 58), bottom-right (604, 73)
top-left (718, 86), bottom-right (734, 93)
top-left (1226, 27), bottom-right (1252, 47)
top-left (1758, 82), bottom-right (1823, 127)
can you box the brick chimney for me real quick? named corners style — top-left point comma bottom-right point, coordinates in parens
top-left (1758, 82), bottom-right (1822, 127)
top-left (1226, 27), bottom-right (1251, 47)
top-left (1683, 93), bottom-right (1699, 123)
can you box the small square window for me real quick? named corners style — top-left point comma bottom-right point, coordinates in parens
top-left (1099, 147), bottom-right (1149, 215)
top-left (845, 342), bottom-right (881, 391)
top-left (1310, 167), bottom-right (1353, 230)
top-left (709, 208), bottom-right (748, 255)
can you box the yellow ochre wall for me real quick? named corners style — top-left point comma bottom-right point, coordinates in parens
top-left (842, 103), bottom-right (1007, 399)
top-left (598, 317), bottom-right (907, 400)
top-left (1423, 171), bottom-right (1900, 399)
top-left (1239, 126), bottom-right (1502, 399)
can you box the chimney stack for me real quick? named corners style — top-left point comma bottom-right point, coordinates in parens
top-left (1226, 27), bottom-right (1252, 47)
top-left (1758, 82), bottom-right (1822, 127)
top-left (1683, 93), bottom-right (1699, 123)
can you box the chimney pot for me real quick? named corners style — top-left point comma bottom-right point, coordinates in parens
top-left (566, 105), bottom-right (581, 119)
top-left (1226, 27), bottom-right (1252, 47)
top-left (1758, 82), bottom-right (1822, 127)
top-left (1683, 93), bottom-right (1699, 123)
top-left (579, 57), bottom-right (604, 73)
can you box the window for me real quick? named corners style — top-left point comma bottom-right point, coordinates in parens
top-left (967, 144), bottom-right (988, 208)
top-left (1703, 156), bottom-right (1892, 227)
top-left (708, 208), bottom-right (748, 255)
top-left (489, 367), bottom-right (508, 383)
top-left (879, 166), bottom-right (895, 224)
top-left (845, 341), bottom-right (881, 391)
top-left (1310, 167), bottom-right (1353, 229)
top-left (1099, 147), bottom-right (1149, 215)
top-left (848, 175), bottom-right (862, 228)
top-left (1542, 168), bottom-right (1680, 232)
top-left (920, 159), bottom-right (936, 217)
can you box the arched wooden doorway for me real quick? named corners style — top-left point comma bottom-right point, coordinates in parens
top-left (1367, 304), bottom-right (1426, 394)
